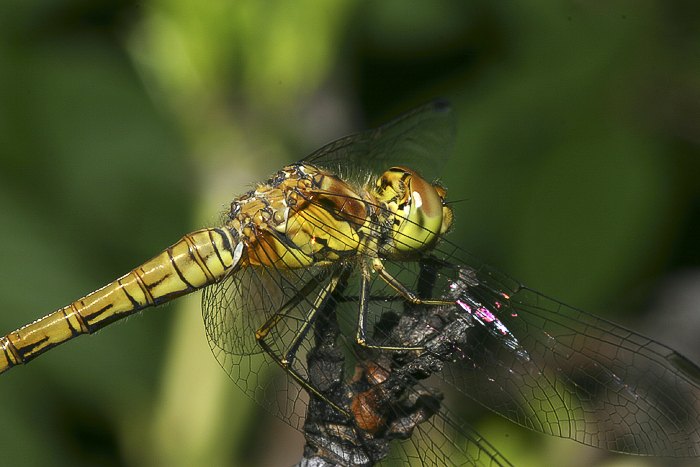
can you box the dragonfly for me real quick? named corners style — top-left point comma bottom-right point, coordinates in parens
top-left (2, 100), bottom-right (700, 465)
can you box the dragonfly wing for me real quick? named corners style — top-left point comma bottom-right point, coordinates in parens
top-left (202, 267), bottom-right (282, 357)
top-left (303, 99), bottom-right (456, 183)
top-left (410, 405), bottom-right (515, 467)
top-left (202, 251), bottom-right (357, 427)
top-left (428, 243), bottom-right (700, 456)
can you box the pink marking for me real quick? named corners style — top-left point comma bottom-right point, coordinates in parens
top-left (476, 307), bottom-right (496, 323)
top-left (475, 307), bottom-right (510, 336)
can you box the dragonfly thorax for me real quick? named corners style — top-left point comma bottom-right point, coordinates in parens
top-left (226, 164), bottom-right (371, 269)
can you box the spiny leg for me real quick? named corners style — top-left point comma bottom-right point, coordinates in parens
top-left (255, 265), bottom-right (351, 417)
top-left (255, 267), bottom-right (330, 357)
top-left (356, 258), bottom-right (453, 351)
top-left (372, 258), bottom-right (453, 307)
top-left (282, 266), bottom-right (349, 366)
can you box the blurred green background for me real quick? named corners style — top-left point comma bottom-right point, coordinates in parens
top-left (1, 1), bottom-right (699, 466)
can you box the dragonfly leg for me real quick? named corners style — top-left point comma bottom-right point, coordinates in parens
top-left (254, 268), bottom-right (331, 352)
top-left (373, 258), bottom-right (453, 306)
top-left (283, 267), bottom-right (346, 366)
top-left (255, 266), bottom-right (351, 418)
top-left (355, 258), bottom-right (453, 351)
top-left (257, 336), bottom-right (350, 418)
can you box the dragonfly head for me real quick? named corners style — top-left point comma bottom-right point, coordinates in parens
top-left (375, 166), bottom-right (453, 254)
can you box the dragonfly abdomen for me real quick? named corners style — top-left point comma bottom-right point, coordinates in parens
top-left (0, 227), bottom-right (239, 374)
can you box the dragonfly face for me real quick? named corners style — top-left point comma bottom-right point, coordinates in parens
top-left (373, 166), bottom-right (453, 259)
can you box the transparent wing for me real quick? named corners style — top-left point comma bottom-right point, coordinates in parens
top-left (419, 406), bottom-right (514, 467)
top-left (202, 267), bottom-right (282, 357)
top-left (421, 239), bottom-right (700, 457)
top-left (202, 239), bottom-right (345, 428)
top-left (303, 99), bottom-right (455, 182)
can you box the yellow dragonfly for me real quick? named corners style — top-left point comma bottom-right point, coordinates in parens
top-left (2, 101), bottom-right (699, 465)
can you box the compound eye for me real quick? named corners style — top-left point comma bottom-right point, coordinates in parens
top-left (377, 167), bottom-right (446, 253)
